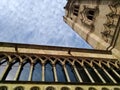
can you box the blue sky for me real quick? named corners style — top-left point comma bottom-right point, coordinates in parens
top-left (0, 0), bottom-right (91, 48)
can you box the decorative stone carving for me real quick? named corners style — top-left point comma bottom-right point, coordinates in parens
top-left (80, 6), bottom-right (99, 26)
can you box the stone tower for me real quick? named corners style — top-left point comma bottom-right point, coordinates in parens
top-left (63, 0), bottom-right (120, 59)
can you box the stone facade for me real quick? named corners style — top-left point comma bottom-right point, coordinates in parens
top-left (0, 42), bottom-right (120, 90)
top-left (63, 0), bottom-right (120, 59)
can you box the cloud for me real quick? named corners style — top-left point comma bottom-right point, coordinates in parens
top-left (0, 0), bottom-right (91, 49)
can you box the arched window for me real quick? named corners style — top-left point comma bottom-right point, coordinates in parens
top-left (109, 63), bottom-right (120, 76)
top-left (0, 86), bottom-right (7, 90)
top-left (19, 61), bottom-right (30, 81)
top-left (32, 62), bottom-right (42, 81)
top-left (84, 62), bottom-right (102, 83)
top-left (45, 61), bottom-right (54, 82)
top-left (75, 87), bottom-right (83, 90)
top-left (101, 87), bottom-right (109, 90)
top-left (73, 5), bottom-right (79, 16)
top-left (56, 61), bottom-right (67, 82)
top-left (89, 87), bottom-right (96, 90)
top-left (65, 61), bottom-right (77, 82)
top-left (46, 86), bottom-right (55, 90)
top-left (75, 62), bottom-right (91, 82)
top-left (0, 58), bottom-right (8, 79)
top-left (61, 87), bottom-right (70, 90)
top-left (86, 10), bottom-right (95, 20)
top-left (30, 86), bottom-right (40, 90)
top-left (14, 86), bottom-right (24, 90)
top-left (72, 1), bottom-right (80, 16)
top-left (6, 61), bottom-right (19, 80)
top-left (101, 63), bottom-right (120, 83)
top-left (93, 62), bottom-right (112, 83)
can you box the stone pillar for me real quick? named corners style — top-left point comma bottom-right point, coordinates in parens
top-left (111, 68), bottom-right (120, 79)
top-left (63, 64), bottom-right (70, 82)
top-left (93, 67), bottom-right (106, 83)
top-left (14, 62), bottom-right (22, 80)
top-left (83, 66), bottom-right (95, 83)
top-left (28, 63), bottom-right (34, 81)
top-left (53, 64), bottom-right (58, 82)
top-left (102, 67), bottom-right (117, 83)
top-left (73, 65), bottom-right (83, 82)
top-left (42, 63), bottom-right (45, 81)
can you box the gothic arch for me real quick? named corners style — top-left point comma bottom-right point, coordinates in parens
top-left (18, 56), bottom-right (31, 81)
top-left (56, 58), bottom-right (64, 65)
top-left (32, 60), bottom-right (42, 81)
top-left (36, 56), bottom-right (45, 64)
top-left (101, 60), bottom-right (120, 83)
top-left (83, 60), bottom-right (103, 83)
top-left (74, 60), bottom-right (91, 82)
top-left (92, 61), bottom-right (116, 83)
top-left (55, 60), bottom-right (67, 82)
top-left (74, 59), bottom-right (83, 66)
top-left (45, 60), bottom-right (54, 81)
top-left (64, 58), bottom-right (73, 65)
top-left (3, 53), bottom-right (12, 62)
top-left (44, 58), bottom-right (53, 65)
top-left (65, 60), bottom-right (77, 82)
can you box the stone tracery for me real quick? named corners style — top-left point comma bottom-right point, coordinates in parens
top-left (0, 53), bottom-right (120, 83)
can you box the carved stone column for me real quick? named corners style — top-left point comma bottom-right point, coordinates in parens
top-left (42, 63), bottom-right (45, 81)
top-left (63, 64), bottom-right (70, 82)
top-left (28, 63), bottom-right (34, 81)
top-left (73, 65), bottom-right (83, 82)
top-left (14, 62), bottom-right (22, 80)
top-left (53, 64), bottom-right (58, 82)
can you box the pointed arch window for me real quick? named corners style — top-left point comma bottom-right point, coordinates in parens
top-left (110, 63), bottom-right (120, 77)
top-left (75, 62), bottom-right (91, 82)
top-left (56, 61), bottom-right (67, 82)
top-left (84, 62), bottom-right (102, 83)
top-left (0, 58), bottom-right (8, 78)
top-left (6, 61), bottom-right (19, 80)
top-left (101, 63), bottom-right (119, 83)
top-left (19, 61), bottom-right (30, 81)
top-left (93, 63), bottom-right (112, 83)
top-left (32, 61), bottom-right (42, 81)
top-left (65, 61), bottom-right (77, 82)
top-left (45, 61), bottom-right (54, 82)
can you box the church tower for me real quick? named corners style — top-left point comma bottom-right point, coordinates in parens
top-left (63, 0), bottom-right (120, 59)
